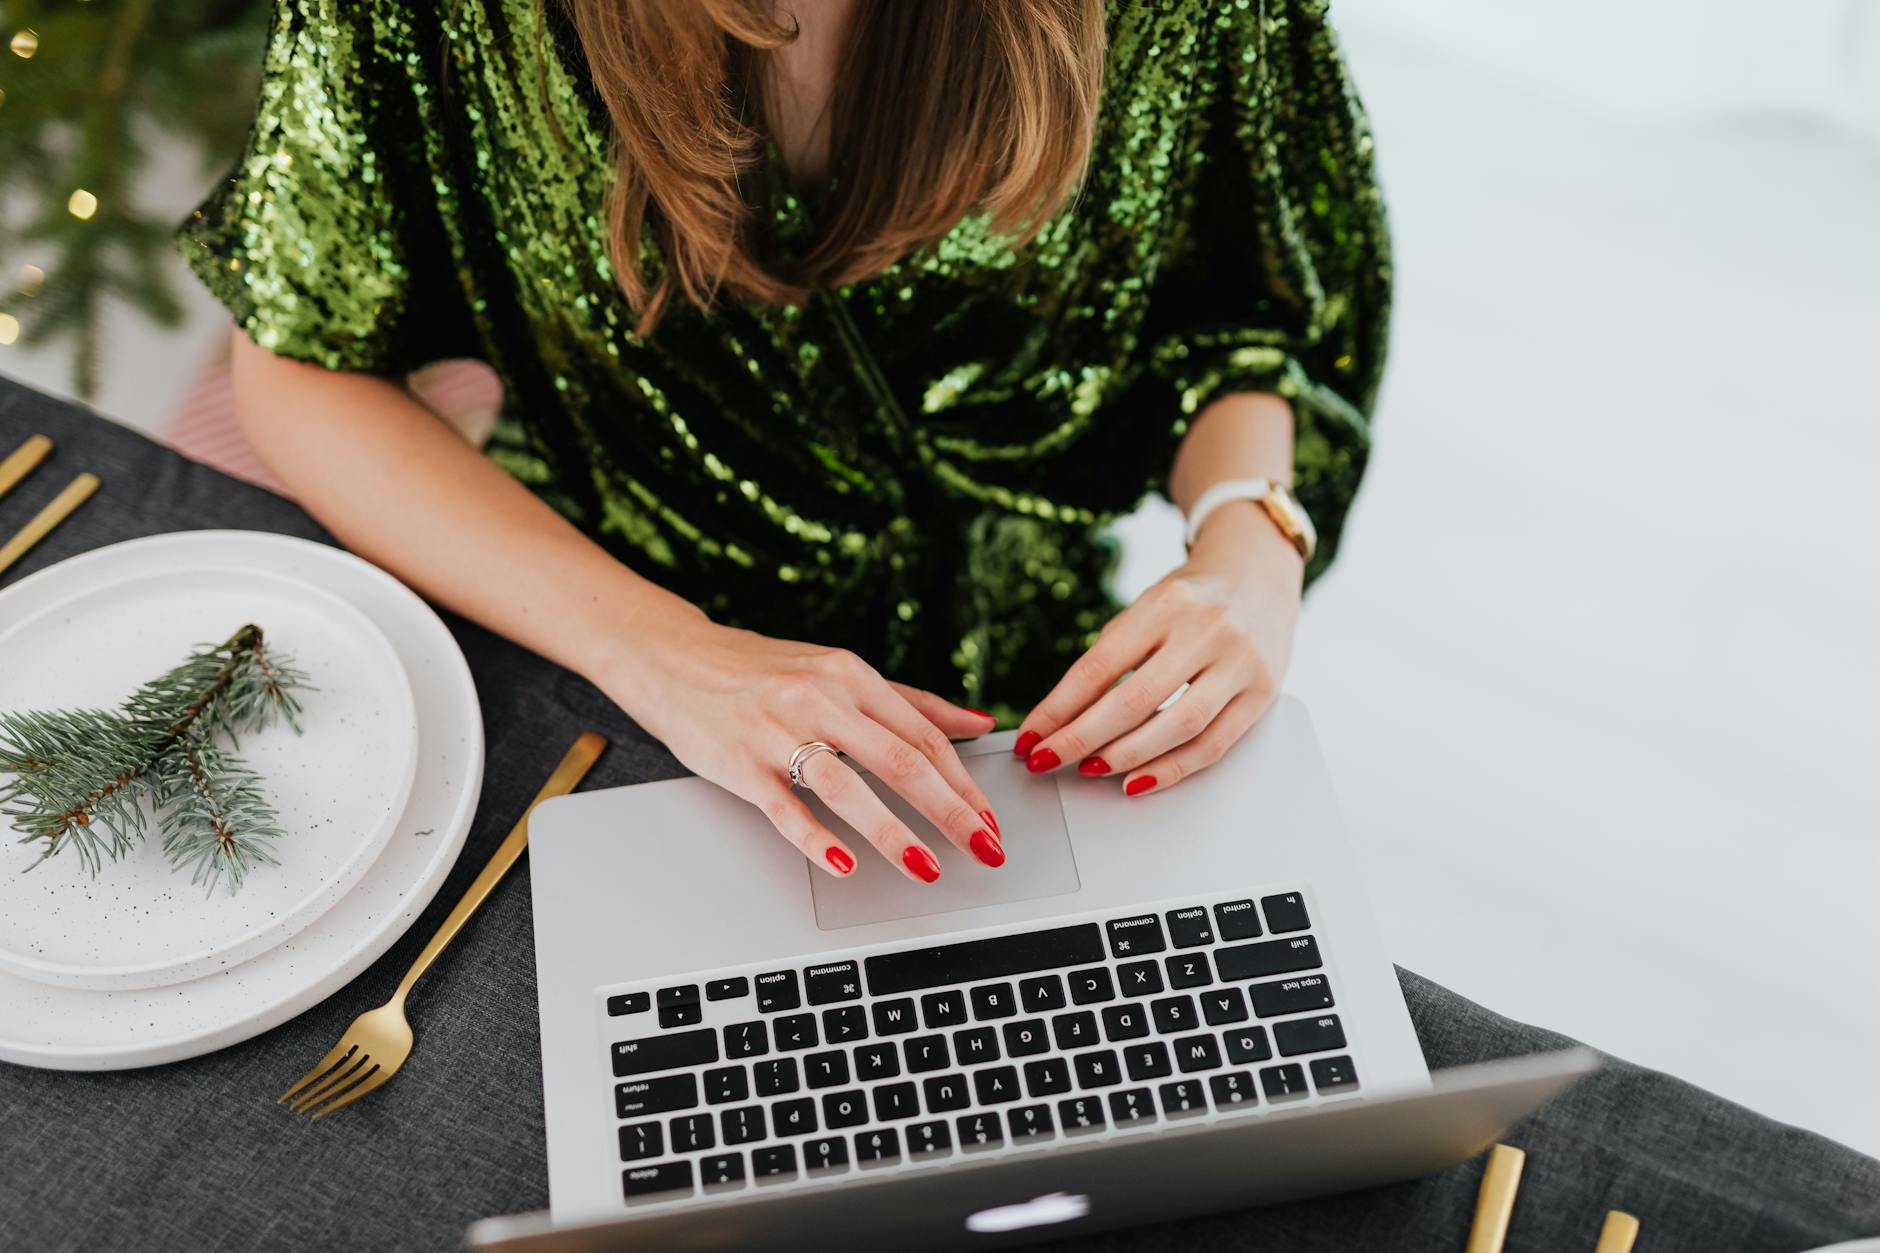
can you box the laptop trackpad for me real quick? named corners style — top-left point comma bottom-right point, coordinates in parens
top-left (806, 758), bottom-right (1081, 930)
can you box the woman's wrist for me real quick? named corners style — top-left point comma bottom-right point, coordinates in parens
top-left (572, 566), bottom-right (712, 711)
top-left (1185, 498), bottom-right (1305, 596)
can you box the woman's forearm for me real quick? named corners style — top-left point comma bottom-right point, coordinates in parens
top-left (1168, 391), bottom-right (1300, 564)
top-left (227, 333), bottom-right (698, 705)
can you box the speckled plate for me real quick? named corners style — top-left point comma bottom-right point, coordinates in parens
top-left (0, 531), bottom-right (482, 1070)
top-left (0, 566), bottom-right (418, 990)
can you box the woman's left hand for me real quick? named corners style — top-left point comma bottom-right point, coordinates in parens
top-left (1013, 501), bottom-right (1304, 796)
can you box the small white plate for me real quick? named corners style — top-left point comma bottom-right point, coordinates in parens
top-left (0, 566), bottom-right (418, 990)
top-left (0, 531), bottom-right (484, 1070)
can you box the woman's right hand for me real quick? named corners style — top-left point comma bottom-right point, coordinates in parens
top-left (593, 600), bottom-right (1005, 882)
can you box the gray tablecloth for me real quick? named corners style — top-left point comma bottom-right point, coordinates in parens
top-left (1, 376), bottom-right (1875, 1253)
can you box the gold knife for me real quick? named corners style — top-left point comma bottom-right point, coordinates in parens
top-left (0, 434), bottom-right (52, 501)
top-left (0, 472), bottom-right (100, 578)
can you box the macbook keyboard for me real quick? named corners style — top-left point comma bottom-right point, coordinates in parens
top-left (596, 885), bottom-right (1359, 1207)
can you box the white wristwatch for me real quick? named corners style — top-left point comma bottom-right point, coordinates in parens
top-left (1182, 477), bottom-right (1317, 561)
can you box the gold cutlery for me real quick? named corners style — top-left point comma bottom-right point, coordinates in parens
top-left (0, 433), bottom-right (52, 500)
top-left (1594, 1210), bottom-right (1640, 1253)
top-left (1464, 1143), bottom-right (1526, 1253)
top-left (0, 472), bottom-right (100, 578)
top-left (279, 731), bottom-right (609, 1118)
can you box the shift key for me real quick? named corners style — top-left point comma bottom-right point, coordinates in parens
top-left (612, 1028), bottom-right (719, 1077)
top-left (1215, 935), bottom-right (1321, 981)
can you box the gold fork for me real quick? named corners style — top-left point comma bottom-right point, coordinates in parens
top-left (280, 731), bottom-right (608, 1118)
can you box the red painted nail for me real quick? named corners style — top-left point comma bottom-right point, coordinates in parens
top-left (969, 830), bottom-right (1005, 867)
top-left (902, 846), bottom-right (941, 883)
top-left (1125, 775), bottom-right (1156, 797)
top-left (964, 707), bottom-right (995, 721)
top-left (980, 809), bottom-right (1000, 837)
top-left (1026, 747), bottom-right (1061, 773)
top-left (825, 846), bottom-right (854, 875)
top-left (1079, 756), bottom-right (1111, 776)
top-left (1013, 729), bottom-right (1041, 758)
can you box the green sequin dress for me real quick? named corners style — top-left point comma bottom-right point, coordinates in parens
top-left (178, 0), bottom-right (1390, 713)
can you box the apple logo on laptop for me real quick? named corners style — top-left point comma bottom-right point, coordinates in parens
top-left (965, 1192), bottom-right (1093, 1234)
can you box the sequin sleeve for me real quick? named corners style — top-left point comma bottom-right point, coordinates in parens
top-left (175, 0), bottom-right (467, 375)
top-left (1125, 0), bottom-right (1391, 582)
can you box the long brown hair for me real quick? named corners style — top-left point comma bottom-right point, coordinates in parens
top-left (562, 0), bottom-right (1108, 333)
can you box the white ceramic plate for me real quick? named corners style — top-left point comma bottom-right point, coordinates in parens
top-left (0, 531), bottom-right (483, 1070)
top-left (0, 566), bottom-right (418, 990)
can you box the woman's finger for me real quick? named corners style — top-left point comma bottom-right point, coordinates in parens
top-left (837, 707), bottom-right (1004, 868)
top-left (754, 781), bottom-right (858, 878)
top-left (888, 682), bottom-right (999, 739)
top-left (1014, 608), bottom-right (1160, 765)
top-left (799, 748), bottom-right (944, 883)
top-left (868, 685), bottom-right (1003, 851)
top-left (1085, 668), bottom-right (1238, 778)
top-left (1021, 639), bottom-right (1206, 776)
top-left (1120, 688), bottom-right (1268, 797)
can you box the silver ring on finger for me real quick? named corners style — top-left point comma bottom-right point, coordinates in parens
top-left (787, 740), bottom-right (839, 789)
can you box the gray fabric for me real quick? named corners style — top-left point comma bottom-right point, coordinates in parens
top-left (1, 376), bottom-right (1875, 1253)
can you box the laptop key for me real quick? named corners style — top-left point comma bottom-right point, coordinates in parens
top-left (805, 1135), bottom-right (850, 1174)
top-left (1164, 953), bottom-right (1213, 990)
top-left (670, 1113), bottom-right (714, 1153)
top-left (1210, 1070), bottom-right (1259, 1110)
top-left (1215, 935), bottom-right (1321, 982)
top-left (1150, 995), bottom-right (1197, 1034)
top-left (855, 1127), bottom-right (902, 1168)
top-left (1117, 960), bottom-right (1164, 998)
top-left (1106, 914), bottom-right (1166, 958)
top-left (1073, 1048), bottom-right (1122, 1089)
top-left (957, 1112), bottom-right (1004, 1151)
top-left (720, 1104), bottom-right (767, 1144)
top-left (1201, 987), bottom-right (1250, 1026)
top-left (1007, 1103), bottom-right (1056, 1142)
top-left (1260, 1062), bottom-right (1309, 1101)
top-left (873, 1081), bottom-right (919, 1121)
top-left (1250, 975), bottom-right (1335, 1019)
top-left (724, 1020), bottom-right (769, 1059)
top-left (1224, 1026), bottom-right (1273, 1064)
top-left (854, 1041), bottom-right (901, 1080)
top-left (606, 992), bottom-right (650, 1016)
top-left (872, 997), bottom-right (919, 1036)
top-left (971, 982), bottom-right (1018, 1020)
top-left (1262, 892), bottom-right (1311, 933)
top-left (1001, 1018), bottom-right (1050, 1058)
top-left (700, 1152), bottom-right (745, 1192)
top-left (658, 1002), bottom-right (702, 1029)
top-left (1069, 967), bottom-right (1116, 1004)
top-left (908, 1120), bottom-right (953, 1157)
top-left (755, 970), bottom-right (800, 1013)
top-left (1102, 1004), bottom-right (1148, 1041)
top-left (706, 977), bottom-right (749, 1002)
top-left (823, 1005), bottom-right (869, 1044)
top-left (657, 985), bottom-right (700, 1009)
top-left (1274, 1015), bottom-right (1346, 1057)
top-left (1172, 1032), bottom-right (1224, 1073)
top-left (822, 1089), bottom-right (869, 1129)
top-left (773, 1097), bottom-right (817, 1136)
top-left (864, 922), bottom-right (1106, 995)
top-left (704, 1066), bottom-right (749, 1104)
top-left (923, 1073), bottom-right (970, 1113)
top-left (904, 1033), bottom-right (951, 1073)
top-left (1023, 1057), bottom-right (1072, 1097)
top-left (618, 1121), bottom-right (664, 1162)
top-left (753, 1145), bottom-right (797, 1183)
top-left (1310, 1055), bottom-right (1361, 1093)
top-left (1108, 1088), bottom-right (1156, 1126)
top-left (611, 1028), bottom-right (718, 1078)
top-left (622, 1160), bottom-right (693, 1204)
top-left (775, 1013), bottom-right (818, 1051)
top-left (1165, 906), bottom-right (1215, 948)
top-left (754, 1057), bottom-right (799, 1096)
top-left (954, 1026), bottom-right (1000, 1065)
top-left (1052, 1011), bottom-right (1099, 1049)
top-left (1059, 1096), bottom-right (1107, 1134)
top-left (973, 1065), bottom-right (1022, 1105)
top-left (921, 990), bottom-right (968, 1028)
top-left (805, 1050), bottom-right (850, 1089)
top-left (1020, 975), bottom-right (1067, 1013)
top-left (805, 960), bottom-right (863, 1005)
top-left (1158, 1079), bottom-right (1207, 1118)
top-left (615, 1073), bottom-right (698, 1119)
top-left (1124, 1041), bottom-right (1172, 1081)
top-left (1213, 899), bottom-right (1262, 942)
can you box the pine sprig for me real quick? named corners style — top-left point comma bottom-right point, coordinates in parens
top-left (0, 625), bottom-right (309, 895)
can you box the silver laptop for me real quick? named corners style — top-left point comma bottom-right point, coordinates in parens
top-left (471, 697), bottom-right (1592, 1248)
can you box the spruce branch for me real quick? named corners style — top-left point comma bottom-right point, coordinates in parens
top-left (0, 625), bottom-right (309, 895)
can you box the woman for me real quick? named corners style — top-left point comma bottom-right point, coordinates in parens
top-left (182, 0), bottom-right (1387, 884)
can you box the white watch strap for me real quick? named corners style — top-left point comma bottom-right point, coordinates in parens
top-left (1183, 477), bottom-right (1277, 548)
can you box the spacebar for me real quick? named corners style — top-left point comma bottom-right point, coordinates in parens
top-left (864, 923), bottom-right (1106, 995)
